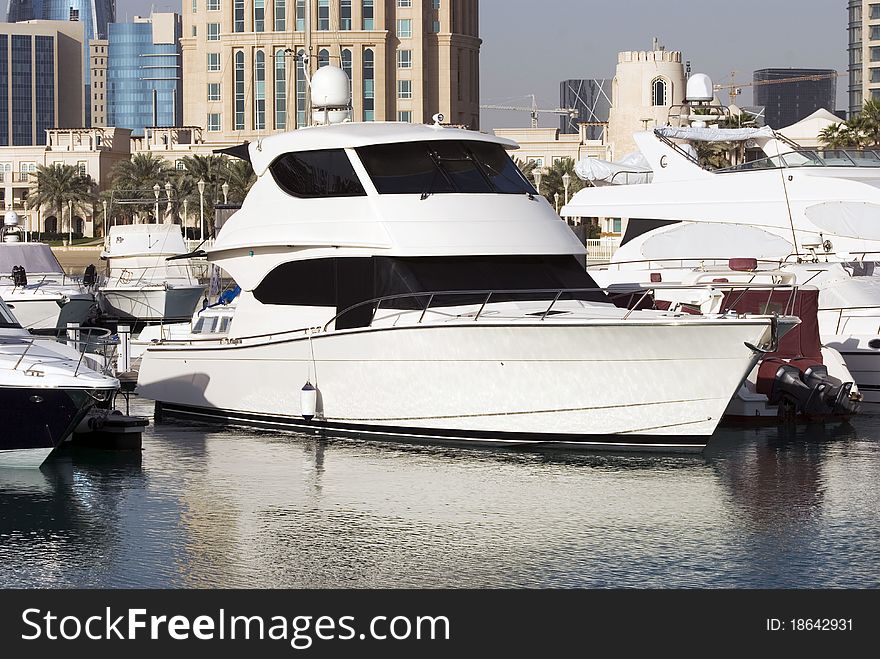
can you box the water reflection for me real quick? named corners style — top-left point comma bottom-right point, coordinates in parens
top-left (1, 398), bottom-right (878, 588)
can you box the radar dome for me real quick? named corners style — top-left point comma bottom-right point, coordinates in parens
top-left (3, 210), bottom-right (20, 227)
top-left (311, 66), bottom-right (351, 108)
top-left (686, 73), bottom-right (714, 102)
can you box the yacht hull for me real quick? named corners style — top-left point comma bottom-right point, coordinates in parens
top-left (6, 296), bottom-right (94, 331)
top-left (0, 386), bottom-right (100, 467)
top-left (97, 285), bottom-right (205, 322)
top-left (138, 320), bottom-right (772, 452)
top-left (825, 337), bottom-right (880, 413)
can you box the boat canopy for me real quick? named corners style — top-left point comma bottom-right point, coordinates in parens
top-left (655, 126), bottom-right (775, 142)
top-left (0, 243), bottom-right (64, 274)
top-left (636, 222), bottom-right (794, 261)
top-left (574, 152), bottom-right (652, 186)
top-left (804, 201), bottom-right (880, 240)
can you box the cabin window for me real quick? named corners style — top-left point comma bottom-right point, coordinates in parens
top-left (269, 149), bottom-right (366, 198)
top-left (356, 140), bottom-right (534, 195)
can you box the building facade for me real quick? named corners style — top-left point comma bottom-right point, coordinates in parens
top-left (0, 20), bottom-right (84, 146)
top-left (89, 38), bottom-right (107, 126)
top-left (753, 68), bottom-right (837, 129)
top-left (559, 78), bottom-right (611, 139)
top-left (181, 0), bottom-right (480, 142)
top-left (606, 43), bottom-right (686, 160)
top-left (99, 14), bottom-right (182, 136)
top-left (5, 0), bottom-right (116, 122)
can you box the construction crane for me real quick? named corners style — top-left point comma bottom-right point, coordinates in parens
top-left (714, 71), bottom-right (847, 105)
top-left (480, 94), bottom-right (578, 129)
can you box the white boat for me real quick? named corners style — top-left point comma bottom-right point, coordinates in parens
top-left (563, 87), bottom-right (880, 413)
top-left (0, 297), bottom-right (119, 467)
top-left (97, 224), bottom-right (205, 322)
top-left (136, 73), bottom-right (790, 453)
top-left (0, 212), bottom-right (96, 332)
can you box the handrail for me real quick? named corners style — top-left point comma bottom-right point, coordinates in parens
top-left (652, 130), bottom-right (703, 167)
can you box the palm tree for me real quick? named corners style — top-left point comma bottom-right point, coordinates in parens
top-left (26, 164), bottom-right (96, 237)
top-left (108, 153), bottom-right (172, 223)
top-left (854, 98), bottom-right (880, 146)
top-left (223, 158), bottom-right (257, 204)
top-left (540, 157), bottom-right (585, 206)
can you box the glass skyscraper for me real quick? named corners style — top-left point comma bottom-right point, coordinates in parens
top-left (106, 16), bottom-right (181, 136)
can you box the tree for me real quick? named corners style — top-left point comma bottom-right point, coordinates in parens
top-left (223, 158), bottom-right (257, 204)
top-left (175, 154), bottom-right (245, 238)
top-left (108, 153), bottom-right (172, 223)
top-left (26, 164), bottom-right (96, 235)
top-left (819, 122), bottom-right (860, 149)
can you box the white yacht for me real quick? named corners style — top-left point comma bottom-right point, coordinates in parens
top-left (0, 297), bottom-right (119, 467)
top-left (563, 90), bottom-right (880, 412)
top-left (136, 95), bottom-right (790, 452)
top-left (97, 224), bottom-right (206, 322)
top-left (0, 212), bottom-right (96, 332)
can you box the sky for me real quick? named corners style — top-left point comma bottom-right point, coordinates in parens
top-left (118, 0), bottom-right (849, 129)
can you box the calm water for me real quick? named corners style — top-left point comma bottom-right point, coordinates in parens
top-left (1, 397), bottom-right (878, 588)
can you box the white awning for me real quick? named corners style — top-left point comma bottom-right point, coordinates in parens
top-left (574, 152), bottom-right (652, 185)
top-left (655, 126), bottom-right (775, 142)
top-left (804, 201), bottom-right (880, 240)
top-left (639, 222), bottom-right (793, 260)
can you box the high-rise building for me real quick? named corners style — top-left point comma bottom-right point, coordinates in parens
top-left (181, 0), bottom-right (480, 142)
top-left (559, 79), bottom-right (611, 138)
top-left (94, 14), bottom-right (182, 136)
top-left (0, 20), bottom-right (83, 146)
top-left (5, 0), bottom-right (116, 122)
top-left (753, 68), bottom-right (837, 129)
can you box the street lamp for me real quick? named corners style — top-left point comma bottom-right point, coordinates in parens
top-left (102, 200), bottom-right (107, 237)
top-left (183, 198), bottom-right (189, 234)
top-left (562, 172), bottom-right (571, 204)
top-left (67, 199), bottom-right (72, 244)
top-left (197, 178), bottom-right (206, 242)
top-left (221, 181), bottom-right (229, 205)
top-left (532, 167), bottom-right (542, 196)
top-left (554, 192), bottom-right (560, 214)
top-left (153, 183), bottom-right (160, 224)
top-left (165, 181), bottom-right (173, 223)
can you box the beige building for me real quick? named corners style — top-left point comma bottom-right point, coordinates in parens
top-left (181, 0), bottom-right (481, 142)
top-left (0, 128), bottom-right (132, 236)
top-left (90, 39), bottom-right (109, 128)
top-left (848, 0), bottom-right (880, 116)
top-left (606, 42), bottom-right (686, 159)
top-left (0, 20), bottom-right (85, 146)
top-left (493, 125), bottom-right (610, 171)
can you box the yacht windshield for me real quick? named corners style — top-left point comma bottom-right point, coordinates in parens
top-left (356, 141), bottom-right (535, 195)
top-left (0, 299), bottom-right (21, 328)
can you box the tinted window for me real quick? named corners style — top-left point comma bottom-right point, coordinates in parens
top-left (270, 149), bottom-right (366, 198)
top-left (356, 141), bottom-right (534, 195)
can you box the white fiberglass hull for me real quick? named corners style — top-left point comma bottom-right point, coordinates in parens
top-left (138, 320), bottom-right (772, 452)
top-left (97, 285), bottom-right (204, 322)
top-left (5, 296), bottom-right (94, 331)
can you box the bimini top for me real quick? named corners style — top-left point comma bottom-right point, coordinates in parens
top-left (0, 242), bottom-right (64, 275)
top-left (102, 224), bottom-right (188, 258)
top-left (248, 121), bottom-right (519, 176)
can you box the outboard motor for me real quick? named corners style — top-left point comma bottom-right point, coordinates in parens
top-left (11, 264), bottom-right (27, 288)
top-left (82, 263), bottom-right (97, 288)
top-left (758, 359), bottom-right (861, 421)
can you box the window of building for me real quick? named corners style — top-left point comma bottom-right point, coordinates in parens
top-left (235, 50), bottom-right (245, 130)
top-left (176, 160), bottom-right (186, 170)
top-left (431, 20), bottom-right (440, 33)
top-left (872, 46), bottom-right (880, 62)
top-left (254, 0), bottom-right (265, 32)
top-left (397, 19), bottom-right (412, 38)
top-left (207, 23), bottom-right (220, 40)
top-left (397, 0), bottom-right (411, 6)
top-left (612, 218), bottom-right (622, 233)
top-left (275, 0), bottom-right (286, 31)
top-left (318, 0), bottom-right (330, 30)
top-left (192, 26), bottom-right (197, 37)
top-left (433, 0), bottom-right (440, 8)
top-left (208, 82), bottom-right (221, 101)
top-left (207, 0), bottom-right (220, 9)
top-left (208, 113), bottom-right (221, 131)
top-left (234, 0), bottom-right (245, 32)
top-left (77, 161), bottom-right (87, 177)
top-left (255, 50), bottom-right (266, 130)
top-left (340, 0), bottom-right (352, 30)
top-left (275, 49), bottom-right (287, 130)
top-left (397, 49), bottom-right (412, 68)
top-left (296, 0), bottom-right (305, 31)
top-left (652, 77), bottom-right (667, 106)
top-left (363, 48), bottom-right (375, 121)
top-left (269, 150), bottom-right (366, 198)
top-left (872, 25), bottom-right (880, 41)
top-left (342, 48), bottom-right (353, 93)
top-left (363, 0), bottom-right (374, 30)
top-left (192, 0), bottom-right (197, 13)
top-left (872, 4), bottom-right (880, 20)
top-left (397, 80), bottom-right (412, 99)
top-left (208, 52), bottom-right (221, 71)
top-left (398, 111), bottom-right (412, 123)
